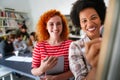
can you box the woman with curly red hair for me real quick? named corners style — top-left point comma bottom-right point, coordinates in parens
top-left (31, 9), bottom-right (73, 80)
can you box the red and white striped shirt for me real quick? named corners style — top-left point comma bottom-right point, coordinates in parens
top-left (32, 40), bottom-right (72, 72)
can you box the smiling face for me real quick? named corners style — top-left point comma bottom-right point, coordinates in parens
top-left (79, 8), bottom-right (101, 39)
top-left (46, 15), bottom-right (63, 39)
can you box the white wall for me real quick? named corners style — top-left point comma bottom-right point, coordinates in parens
top-left (104, 0), bottom-right (110, 7)
top-left (0, 0), bottom-right (31, 12)
top-left (29, 0), bottom-right (75, 31)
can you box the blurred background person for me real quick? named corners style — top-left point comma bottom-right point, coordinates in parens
top-left (0, 34), bottom-right (15, 57)
top-left (13, 33), bottom-right (28, 54)
top-left (16, 23), bottom-right (29, 41)
top-left (27, 32), bottom-right (37, 52)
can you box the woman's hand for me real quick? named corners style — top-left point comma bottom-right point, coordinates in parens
top-left (44, 71), bottom-right (73, 80)
top-left (31, 56), bottom-right (58, 76)
top-left (40, 56), bottom-right (58, 73)
top-left (45, 75), bottom-right (57, 80)
top-left (85, 38), bottom-right (102, 67)
top-left (84, 38), bottom-right (102, 80)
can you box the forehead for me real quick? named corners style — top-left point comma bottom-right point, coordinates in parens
top-left (79, 8), bottom-right (98, 19)
top-left (47, 15), bottom-right (62, 22)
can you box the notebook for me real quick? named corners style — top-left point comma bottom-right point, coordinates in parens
top-left (46, 56), bottom-right (64, 75)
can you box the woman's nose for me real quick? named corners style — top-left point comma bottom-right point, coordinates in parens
top-left (87, 20), bottom-right (94, 27)
top-left (53, 24), bottom-right (58, 30)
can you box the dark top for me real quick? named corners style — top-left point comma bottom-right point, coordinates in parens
top-left (16, 30), bottom-right (29, 41)
top-left (0, 40), bottom-right (14, 57)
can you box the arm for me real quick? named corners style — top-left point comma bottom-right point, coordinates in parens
top-left (31, 42), bottom-right (58, 76)
top-left (31, 65), bottom-right (46, 76)
top-left (31, 56), bottom-right (58, 76)
top-left (31, 43), bottom-right (42, 76)
top-left (13, 40), bottom-right (20, 51)
top-left (13, 40), bottom-right (27, 51)
top-left (85, 38), bottom-right (101, 67)
top-left (69, 42), bottom-right (88, 80)
top-left (32, 56), bottom-right (74, 79)
top-left (21, 40), bottom-right (27, 50)
top-left (45, 70), bottom-right (73, 80)
top-left (83, 38), bottom-right (102, 80)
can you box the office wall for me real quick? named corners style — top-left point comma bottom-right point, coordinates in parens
top-left (0, 0), bottom-right (31, 12)
top-left (29, 0), bottom-right (75, 31)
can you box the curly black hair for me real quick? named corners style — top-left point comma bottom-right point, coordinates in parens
top-left (70, 0), bottom-right (106, 28)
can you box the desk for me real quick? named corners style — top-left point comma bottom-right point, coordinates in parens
top-left (0, 65), bottom-right (13, 80)
top-left (0, 53), bottom-right (39, 80)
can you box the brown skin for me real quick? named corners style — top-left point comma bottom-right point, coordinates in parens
top-left (84, 38), bottom-right (102, 80)
top-left (79, 8), bottom-right (102, 80)
top-left (79, 8), bottom-right (101, 40)
top-left (85, 38), bottom-right (102, 67)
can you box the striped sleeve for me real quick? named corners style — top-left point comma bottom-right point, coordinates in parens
top-left (32, 42), bottom-right (42, 68)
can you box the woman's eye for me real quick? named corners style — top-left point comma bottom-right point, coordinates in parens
top-left (91, 15), bottom-right (98, 20)
top-left (91, 16), bottom-right (97, 20)
top-left (49, 23), bottom-right (54, 26)
top-left (57, 22), bottom-right (62, 26)
top-left (81, 20), bottom-right (87, 24)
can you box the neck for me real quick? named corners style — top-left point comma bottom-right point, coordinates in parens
top-left (47, 38), bottom-right (62, 46)
top-left (90, 34), bottom-right (101, 40)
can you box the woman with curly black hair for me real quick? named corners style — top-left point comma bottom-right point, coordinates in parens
top-left (69, 0), bottom-right (106, 80)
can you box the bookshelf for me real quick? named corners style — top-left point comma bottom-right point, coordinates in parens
top-left (0, 8), bottom-right (29, 37)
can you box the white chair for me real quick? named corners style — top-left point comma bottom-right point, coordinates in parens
top-left (0, 66), bottom-right (14, 80)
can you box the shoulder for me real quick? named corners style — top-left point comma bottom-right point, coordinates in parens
top-left (70, 39), bottom-right (84, 48)
top-left (63, 39), bottom-right (73, 45)
top-left (35, 41), bottom-right (46, 48)
top-left (33, 41), bottom-right (47, 53)
top-left (36, 41), bottom-right (46, 45)
top-left (21, 40), bottom-right (26, 43)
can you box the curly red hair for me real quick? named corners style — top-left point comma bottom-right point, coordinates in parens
top-left (36, 9), bottom-right (69, 42)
